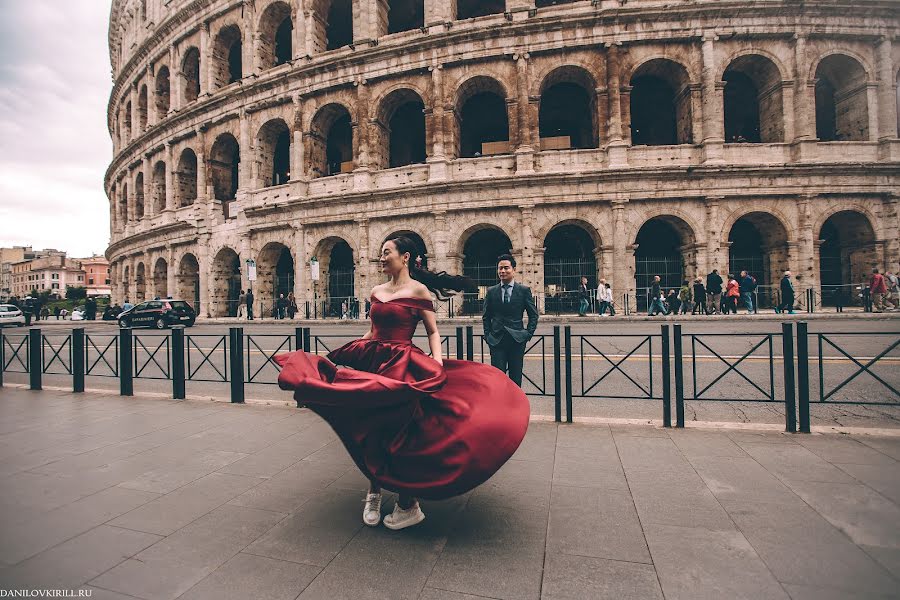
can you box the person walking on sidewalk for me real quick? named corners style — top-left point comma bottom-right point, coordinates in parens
top-left (597, 280), bottom-right (615, 316)
top-left (706, 269), bottom-right (723, 315)
top-left (577, 276), bottom-right (590, 316)
top-left (648, 276), bottom-right (667, 316)
top-left (777, 271), bottom-right (795, 314)
top-left (725, 274), bottom-right (740, 314)
top-left (692, 277), bottom-right (706, 315)
top-left (237, 290), bottom-right (247, 318)
top-left (287, 292), bottom-right (298, 319)
top-left (678, 280), bottom-right (693, 314)
top-left (869, 268), bottom-right (889, 312)
top-left (886, 271), bottom-right (899, 310)
top-left (739, 270), bottom-right (756, 314)
top-left (246, 289), bottom-right (254, 320)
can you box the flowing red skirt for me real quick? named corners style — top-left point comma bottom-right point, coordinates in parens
top-left (275, 339), bottom-right (530, 500)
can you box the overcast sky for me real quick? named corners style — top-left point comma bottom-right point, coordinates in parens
top-left (0, 0), bottom-right (114, 258)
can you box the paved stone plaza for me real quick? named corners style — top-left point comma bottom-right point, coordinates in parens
top-left (0, 387), bottom-right (898, 599)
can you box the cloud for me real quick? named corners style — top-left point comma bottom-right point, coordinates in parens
top-left (0, 0), bottom-right (114, 258)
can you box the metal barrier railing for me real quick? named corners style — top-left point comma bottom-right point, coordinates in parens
top-left (2, 324), bottom-right (897, 433)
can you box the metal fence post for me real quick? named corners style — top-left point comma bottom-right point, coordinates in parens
top-left (806, 288), bottom-right (813, 314)
top-left (303, 327), bottom-right (311, 352)
top-left (229, 327), bottom-right (245, 403)
top-left (72, 328), bottom-right (85, 393)
top-left (553, 326), bottom-right (562, 423)
top-left (119, 328), bottom-right (133, 396)
top-left (0, 328), bottom-right (4, 388)
top-left (29, 328), bottom-right (41, 390)
top-left (661, 324), bottom-right (671, 427)
top-left (455, 327), bottom-right (463, 360)
top-left (465, 326), bottom-right (474, 361)
top-left (564, 326), bottom-right (573, 423)
top-left (796, 321), bottom-right (810, 433)
top-left (673, 323), bottom-right (685, 427)
top-left (172, 326), bottom-right (186, 400)
top-left (781, 322), bottom-right (797, 433)
top-left (294, 327), bottom-right (304, 353)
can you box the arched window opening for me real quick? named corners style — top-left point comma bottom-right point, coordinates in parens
top-left (152, 161), bottom-right (166, 214)
top-left (212, 26), bottom-right (243, 89)
top-left (457, 0), bottom-right (505, 19)
top-left (723, 71), bottom-right (760, 143)
top-left (176, 254), bottom-right (201, 312)
top-left (258, 3), bottom-right (294, 69)
top-left (629, 59), bottom-right (692, 146)
top-left (457, 78), bottom-right (510, 158)
top-left (326, 0), bottom-right (353, 50)
top-left (134, 172), bottom-right (145, 219)
top-left (309, 104), bottom-right (354, 177)
top-left (210, 133), bottom-right (240, 201)
top-left (544, 224), bottom-right (597, 314)
top-left (176, 148), bottom-right (198, 207)
top-left (539, 81), bottom-right (597, 149)
top-left (275, 19), bottom-right (293, 65)
top-left (727, 213), bottom-right (789, 308)
top-left (153, 258), bottom-right (168, 299)
top-left (723, 55), bottom-right (784, 143)
top-left (212, 248), bottom-right (242, 317)
top-left (182, 47), bottom-right (201, 103)
top-left (137, 85), bottom-right (148, 133)
top-left (634, 217), bottom-right (694, 311)
top-left (327, 241), bottom-right (355, 316)
top-left (462, 228), bottom-right (512, 313)
top-left (258, 119), bottom-right (292, 187)
top-left (155, 66), bottom-right (170, 118)
top-left (814, 54), bottom-right (869, 141)
top-left (387, 0), bottom-right (424, 34)
top-left (124, 101), bottom-right (133, 140)
top-left (819, 211), bottom-right (877, 304)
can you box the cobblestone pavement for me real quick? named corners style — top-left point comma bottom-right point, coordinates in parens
top-left (0, 387), bottom-right (898, 599)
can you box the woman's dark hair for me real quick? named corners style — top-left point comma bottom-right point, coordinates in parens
top-left (387, 235), bottom-right (476, 300)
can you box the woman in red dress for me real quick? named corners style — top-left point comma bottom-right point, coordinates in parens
top-left (276, 236), bottom-right (530, 530)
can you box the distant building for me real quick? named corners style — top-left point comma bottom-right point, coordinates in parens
top-left (0, 246), bottom-right (36, 300)
top-left (76, 255), bottom-right (112, 297)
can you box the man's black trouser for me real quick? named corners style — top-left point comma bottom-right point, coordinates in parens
top-left (489, 333), bottom-right (526, 387)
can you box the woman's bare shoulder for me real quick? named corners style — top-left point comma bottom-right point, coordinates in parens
top-left (410, 281), bottom-right (433, 299)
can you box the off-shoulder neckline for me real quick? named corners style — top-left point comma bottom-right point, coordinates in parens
top-left (370, 294), bottom-right (434, 308)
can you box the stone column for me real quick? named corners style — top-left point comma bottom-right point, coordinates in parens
top-left (514, 53), bottom-right (535, 173)
top-left (243, 2), bottom-right (255, 78)
top-left (200, 21), bottom-right (211, 96)
top-left (147, 65), bottom-right (158, 129)
top-left (293, 225), bottom-right (308, 307)
top-left (595, 86), bottom-right (609, 146)
top-left (198, 233), bottom-right (211, 317)
top-left (427, 64), bottom-right (450, 181)
top-left (882, 193), bottom-right (900, 272)
top-left (169, 44), bottom-right (181, 112)
top-left (304, 10), bottom-right (316, 57)
top-left (239, 109), bottom-right (252, 191)
top-left (142, 155), bottom-right (153, 217)
top-left (353, 80), bottom-right (373, 190)
top-left (792, 34), bottom-right (815, 141)
top-left (292, 6), bottom-right (305, 59)
top-left (355, 219), bottom-right (370, 312)
top-left (610, 199), bottom-right (630, 303)
top-left (164, 143), bottom-right (175, 211)
top-left (425, 0), bottom-right (453, 30)
top-left (700, 32), bottom-right (724, 163)
top-left (796, 193), bottom-right (817, 291)
top-left (196, 127), bottom-right (209, 202)
top-left (519, 204), bottom-right (536, 289)
top-left (166, 248), bottom-right (176, 299)
top-left (705, 196), bottom-right (723, 274)
top-left (605, 43), bottom-right (628, 167)
top-left (291, 95), bottom-right (304, 181)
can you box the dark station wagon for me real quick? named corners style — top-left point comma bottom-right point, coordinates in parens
top-left (118, 300), bottom-right (196, 329)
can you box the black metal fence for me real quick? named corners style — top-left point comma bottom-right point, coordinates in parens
top-left (1, 323), bottom-right (897, 433)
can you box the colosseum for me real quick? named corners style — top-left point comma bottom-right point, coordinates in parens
top-left (105, 0), bottom-right (900, 317)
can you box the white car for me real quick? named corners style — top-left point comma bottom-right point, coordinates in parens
top-left (0, 304), bottom-right (26, 327)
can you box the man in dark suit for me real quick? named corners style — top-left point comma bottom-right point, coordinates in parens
top-left (482, 254), bottom-right (539, 387)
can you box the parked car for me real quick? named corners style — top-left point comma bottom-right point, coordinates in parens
top-left (0, 304), bottom-right (26, 327)
top-left (118, 299), bottom-right (196, 329)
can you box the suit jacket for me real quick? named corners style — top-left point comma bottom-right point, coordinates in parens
top-left (482, 281), bottom-right (539, 347)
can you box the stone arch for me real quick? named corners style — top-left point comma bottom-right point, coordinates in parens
top-left (134, 172), bottom-right (145, 219)
top-left (212, 23), bottom-right (243, 90)
top-left (457, 0), bottom-right (505, 19)
top-left (176, 252), bottom-right (200, 311)
top-left (724, 211), bottom-right (791, 305)
top-left (181, 47), bottom-right (201, 103)
top-left (137, 85), bottom-right (148, 133)
top-left (256, 118), bottom-right (292, 187)
top-left (257, 242), bottom-right (295, 317)
top-left (257, 1), bottom-right (293, 70)
top-left (538, 65), bottom-right (600, 149)
top-left (628, 58), bottom-right (693, 145)
top-left (155, 65), bottom-right (170, 118)
top-left (211, 246), bottom-right (242, 317)
top-left (175, 148), bottom-right (198, 207)
top-left (311, 236), bottom-right (356, 316)
top-left (454, 75), bottom-right (511, 158)
top-left (385, 0), bottom-right (424, 34)
top-left (722, 53), bottom-right (785, 143)
top-left (813, 52), bottom-right (871, 141)
top-left (152, 257), bottom-right (168, 299)
top-left (308, 102), bottom-right (354, 177)
top-left (308, 0), bottom-right (353, 53)
top-left (135, 262), bottom-right (147, 301)
top-left (373, 87), bottom-right (427, 169)
top-left (632, 213), bottom-right (699, 309)
top-left (543, 221), bottom-right (600, 312)
top-left (817, 209), bottom-right (879, 295)
top-left (151, 160), bottom-right (166, 214)
top-left (459, 224), bottom-right (513, 312)
top-left (209, 132), bottom-right (240, 201)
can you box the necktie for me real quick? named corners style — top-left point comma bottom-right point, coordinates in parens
top-left (503, 284), bottom-right (510, 303)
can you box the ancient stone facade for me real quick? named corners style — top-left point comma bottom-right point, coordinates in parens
top-left (106, 0), bottom-right (900, 316)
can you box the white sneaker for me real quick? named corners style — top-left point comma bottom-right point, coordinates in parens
top-left (362, 492), bottom-right (382, 526)
top-left (383, 501), bottom-right (425, 530)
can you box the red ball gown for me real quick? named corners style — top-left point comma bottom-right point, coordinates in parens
top-left (275, 295), bottom-right (530, 500)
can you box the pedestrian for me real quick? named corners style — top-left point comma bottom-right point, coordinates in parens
top-left (341, 300), bottom-right (349, 320)
top-left (603, 282), bottom-right (616, 316)
top-left (706, 269), bottom-right (723, 315)
top-left (123, 298), bottom-right (133, 312)
top-left (869, 268), bottom-right (889, 312)
top-left (678, 280), bottom-right (692, 314)
top-left (277, 294), bottom-right (287, 319)
top-left (577, 276), bottom-right (589, 316)
top-left (40, 305), bottom-right (50, 320)
top-left (739, 270), bottom-right (756, 314)
top-left (237, 290), bottom-right (247, 318)
top-left (246, 288), bottom-right (254, 320)
top-left (483, 253), bottom-right (539, 387)
top-left (692, 277), bottom-right (706, 315)
top-left (666, 289), bottom-right (680, 315)
top-left (777, 270), bottom-right (795, 314)
top-left (596, 279), bottom-right (613, 316)
top-left (287, 292), bottom-right (298, 319)
top-left (725, 274), bottom-right (740, 314)
top-left (648, 275), bottom-right (666, 316)
top-left (54, 306), bottom-right (61, 320)
top-left (886, 271), bottom-right (899, 310)
top-left (275, 235), bottom-right (528, 532)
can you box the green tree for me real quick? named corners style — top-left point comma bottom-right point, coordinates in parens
top-left (66, 286), bottom-right (88, 301)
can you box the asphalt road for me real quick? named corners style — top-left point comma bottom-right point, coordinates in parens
top-left (3, 315), bottom-right (899, 428)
